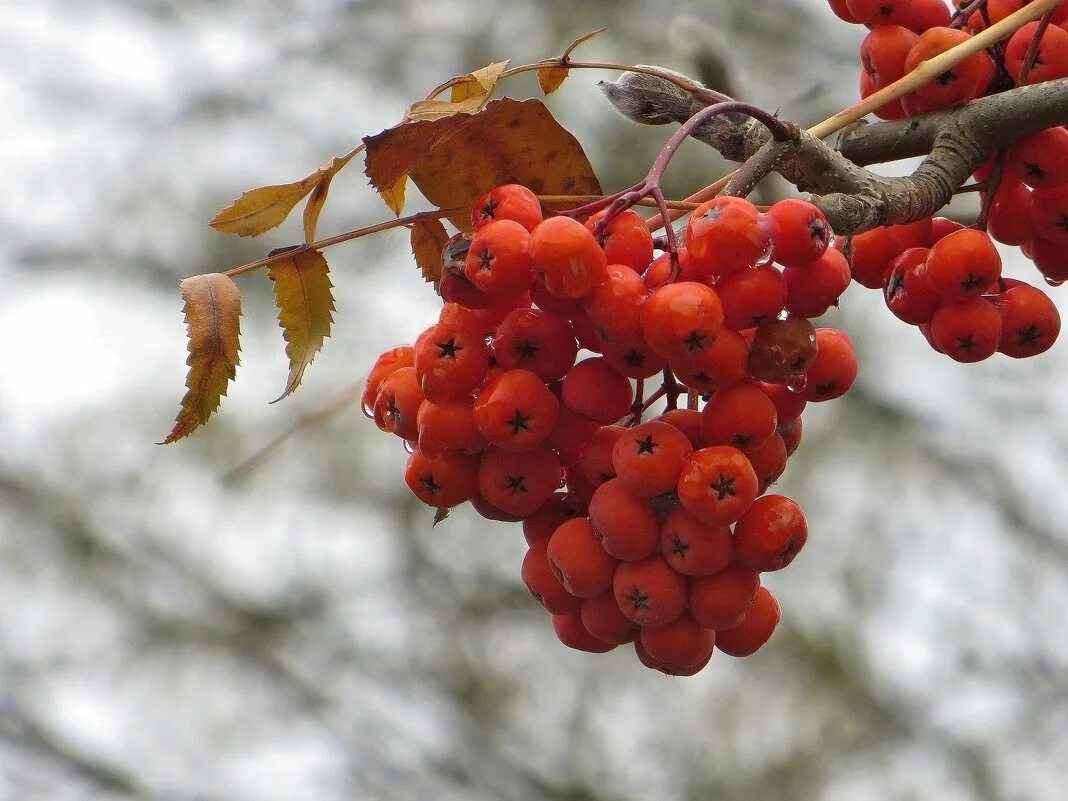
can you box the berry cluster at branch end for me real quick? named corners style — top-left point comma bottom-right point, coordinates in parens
top-left (364, 183), bottom-right (859, 675)
top-left (832, 0), bottom-right (1066, 359)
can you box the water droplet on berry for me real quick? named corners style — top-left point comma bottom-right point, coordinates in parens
top-left (754, 239), bottom-right (776, 268)
top-left (787, 375), bottom-right (808, 394)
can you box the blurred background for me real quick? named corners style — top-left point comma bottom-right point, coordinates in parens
top-left (2, 0), bottom-right (1066, 799)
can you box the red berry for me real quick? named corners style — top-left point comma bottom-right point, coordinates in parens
top-left (840, 227), bottom-right (903, 289)
top-left (580, 592), bottom-right (639, 645)
top-left (715, 586), bottom-right (780, 657)
top-left (716, 265), bottom-right (788, 330)
top-left (846, 0), bottom-right (915, 27)
top-left (362, 345), bottom-right (414, 416)
top-left (734, 494), bottom-right (808, 572)
top-left (923, 229), bottom-right (1001, 300)
top-left (654, 408), bottom-right (706, 449)
top-left (552, 613), bottom-right (617, 652)
top-left (633, 637), bottom-right (713, 676)
top-left (686, 197), bottom-right (770, 276)
top-left (929, 297), bottom-right (1002, 362)
top-left (1006, 22), bottom-right (1068, 85)
top-left (546, 406), bottom-right (601, 467)
top-left (522, 491), bottom-right (583, 545)
top-left (582, 264), bottom-right (647, 346)
top-left (802, 328), bottom-right (859, 401)
top-left (547, 517), bottom-right (619, 598)
top-left (522, 539), bottom-right (582, 615)
top-left (1031, 236), bottom-right (1068, 282)
top-left (700, 384), bottom-right (778, 453)
top-left (579, 424), bottom-right (625, 486)
top-left (644, 247), bottom-right (705, 288)
top-left (988, 181), bottom-right (1036, 246)
top-left (1010, 127), bottom-right (1068, 190)
top-left (659, 507), bottom-right (733, 577)
top-left (588, 478), bottom-right (660, 561)
top-left (687, 562), bottom-right (760, 630)
top-left (640, 281), bottom-right (725, 361)
top-left (677, 446), bottom-right (759, 526)
top-left (747, 433), bottom-right (788, 494)
top-left (586, 209), bottom-right (654, 272)
top-left (756, 381), bottom-right (808, 425)
top-left (562, 357), bottom-right (634, 424)
top-left (413, 322), bottom-right (491, 403)
top-left (1030, 185), bottom-right (1068, 246)
top-left (404, 449), bottom-right (480, 508)
top-left (493, 308), bottom-right (578, 383)
top-left (372, 366), bottom-right (424, 440)
top-left (747, 315), bottom-right (819, 383)
top-left (883, 247), bottom-right (942, 325)
top-left (996, 284), bottom-right (1061, 358)
top-left (472, 184), bottom-right (542, 232)
top-left (416, 400), bottom-right (487, 457)
top-left (601, 340), bottom-right (669, 379)
top-left (478, 445), bottom-right (562, 517)
top-left (613, 555), bottom-right (688, 627)
top-left (766, 199), bottom-right (832, 267)
top-left (473, 369), bottom-right (559, 452)
top-left (640, 613), bottom-right (716, 669)
top-left (670, 328), bottom-right (749, 394)
top-left (465, 219), bottom-right (535, 297)
top-left (905, 27), bottom-right (993, 107)
top-left (612, 420), bottom-right (694, 498)
top-left (528, 216), bottom-right (608, 299)
top-left (784, 248), bottom-right (851, 318)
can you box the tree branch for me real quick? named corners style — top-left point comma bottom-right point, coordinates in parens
top-left (601, 71), bottom-right (1068, 233)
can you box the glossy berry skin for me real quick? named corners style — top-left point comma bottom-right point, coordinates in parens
top-left (493, 308), bottom-right (577, 383)
top-left (996, 284), bottom-right (1061, 358)
top-left (883, 247), bottom-right (941, 325)
top-left (547, 517), bottom-right (618, 598)
top-left (747, 432), bottom-right (788, 495)
top-left (528, 216), bottom-right (608, 299)
top-left (403, 449), bottom-right (480, 508)
top-left (634, 638), bottom-right (713, 676)
top-left (686, 197), bottom-right (770, 276)
top-left (612, 420), bottom-right (694, 498)
top-left (747, 315), bottom-right (818, 384)
top-left (413, 322), bottom-right (491, 403)
top-left (613, 555), bottom-right (688, 627)
top-left (1030, 185), bottom-right (1068, 246)
top-left (579, 425), bottom-right (625, 485)
top-left (923, 229), bottom-right (1001, 300)
top-left (756, 381), bottom-right (807, 425)
top-left (1009, 128), bottom-right (1068, 190)
top-left (765, 198), bottom-right (832, 267)
top-left (588, 478), bottom-right (660, 561)
top-left (700, 384), bottom-right (778, 454)
top-left (640, 281), bottom-right (725, 361)
top-left (522, 540), bottom-right (582, 615)
top-left (904, 28), bottom-right (993, 108)
top-left (522, 492), bottom-right (582, 546)
top-left (472, 183), bottom-right (543, 232)
top-left (716, 265), bottom-right (788, 330)
top-left (783, 248), bottom-right (851, 318)
top-left (860, 25), bottom-right (918, 90)
top-left (677, 446), bottom-right (759, 526)
top-left (659, 507), bottom-right (733, 577)
top-left (372, 366), bottom-right (424, 441)
top-left (465, 219), bottom-right (535, 297)
top-left (841, 226), bottom-right (904, 289)
top-left (733, 494), bottom-right (808, 572)
top-left (586, 209), bottom-right (654, 272)
top-left (715, 586), bottom-right (780, 657)
top-left (987, 182), bottom-right (1036, 246)
top-left (552, 614), bottom-right (617, 653)
top-left (655, 408), bottom-right (705, 449)
top-left (644, 247), bottom-right (705, 288)
top-left (802, 328), bottom-right (858, 402)
top-left (478, 445), bottom-right (562, 517)
top-left (562, 357), bottom-right (634, 424)
top-left (1006, 22), bottom-right (1068, 85)
top-left (546, 406), bottom-right (600, 467)
top-left (1031, 236), bottom-right (1068, 283)
top-left (640, 613), bottom-right (716, 669)
top-left (687, 562), bottom-right (760, 631)
top-left (416, 401), bottom-right (487, 457)
top-left (473, 369), bottom-right (559, 452)
top-left (583, 264), bottom-right (647, 346)
top-left (670, 328), bottom-right (749, 395)
top-left (439, 269), bottom-right (493, 309)
top-left (929, 297), bottom-right (1002, 363)
top-left (362, 345), bottom-right (414, 416)
top-left (581, 592), bottom-right (639, 645)
top-left (846, 0), bottom-right (915, 27)
top-left (601, 340), bottom-right (668, 380)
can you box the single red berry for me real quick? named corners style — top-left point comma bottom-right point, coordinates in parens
top-left (929, 297), bottom-right (1001, 362)
top-left (778, 417), bottom-right (803, 457)
top-left (416, 400), bottom-right (488, 457)
top-left (783, 248), bottom-right (851, 318)
top-left (470, 492), bottom-right (525, 523)
top-left (473, 369), bottom-right (559, 452)
top-left (700, 384), bottom-right (778, 453)
top-left (633, 637), bottom-right (713, 676)
top-left (756, 381), bottom-right (807, 425)
top-left (522, 539), bottom-right (582, 615)
top-left (601, 340), bottom-right (669, 379)
top-left (640, 613), bottom-right (716, 670)
top-left (493, 308), bottom-right (578, 383)
top-left (905, 27), bottom-right (993, 107)
top-left (439, 268), bottom-right (493, 309)
top-left (802, 328), bottom-right (858, 401)
top-left (588, 479), bottom-right (660, 561)
top-left (528, 216), bottom-right (608, 299)
top-left (403, 449), bottom-right (480, 508)
top-left (640, 281), bottom-right (725, 361)
top-left (413, 322), bottom-right (491, 403)
top-left (579, 424), bottom-right (626, 486)
top-left (923, 228), bottom-right (1001, 300)
top-left (687, 562), bottom-right (761, 630)
top-left (686, 197), bottom-right (771, 276)
top-left (580, 592), bottom-right (640, 645)
top-left (747, 433), bottom-right (788, 495)
top-left (890, 218), bottom-right (935, 250)
top-left (670, 327), bottom-right (750, 395)
top-left (1006, 22), bottom-right (1068, 85)
top-left (546, 406), bottom-right (601, 467)
top-left (987, 181), bottom-right (1036, 246)
top-left (659, 507), bottom-right (733, 577)
top-left (644, 247), bottom-right (706, 288)
top-left (996, 284), bottom-right (1061, 358)
top-left (582, 264), bottom-right (647, 346)
top-left (840, 227), bottom-right (904, 289)
top-left (715, 586), bottom-right (781, 657)
top-left (613, 555), bottom-right (688, 627)
top-left (612, 420), bottom-right (694, 498)
top-left (734, 494), bottom-right (808, 572)
top-left (472, 183), bottom-right (543, 232)
top-left (552, 613), bottom-right (617, 653)
top-left (547, 517), bottom-right (619, 598)
top-left (478, 445), bottom-right (562, 517)
top-left (1030, 185), bottom-right (1068, 246)
top-left (362, 345), bottom-right (414, 417)
top-left (1031, 236), bottom-right (1068, 282)
top-left (1010, 127), bottom-right (1068, 190)
top-left (522, 491), bottom-right (583, 546)
top-left (654, 408), bottom-right (705, 449)
top-left (827, 0), bottom-right (861, 23)
top-left (372, 366), bottom-right (424, 440)
top-left (930, 216), bottom-right (966, 242)
top-left (716, 265), bottom-right (788, 330)
top-left (465, 219), bottom-right (535, 297)
top-left (529, 276), bottom-right (584, 319)
top-left (846, 0), bottom-right (916, 27)
top-left (883, 247), bottom-right (942, 325)
top-left (677, 446), bottom-right (759, 526)
top-left (586, 209), bottom-right (654, 272)
top-left (766, 198), bottom-right (832, 267)
top-left (897, 0), bottom-right (951, 33)
top-left (562, 357), bottom-right (634, 424)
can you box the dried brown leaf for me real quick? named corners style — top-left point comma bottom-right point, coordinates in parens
top-left (450, 60), bottom-right (510, 103)
top-left (410, 218), bottom-right (451, 284)
top-left (268, 250), bottom-right (334, 401)
top-left (378, 173), bottom-right (408, 216)
top-left (364, 98), bottom-right (601, 231)
top-left (162, 273), bottom-right (242, 443)
top-left (538, 66), bottom-right (569, 94)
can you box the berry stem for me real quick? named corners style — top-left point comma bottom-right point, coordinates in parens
top-left (974, 149), bottom-right (1006, 230)
top-left (1018, 9), bottom-right (1055, 85)
top-left (951, 0), bottom-right (988, 29)
top-left (662, 368), bottom-right (683, 411)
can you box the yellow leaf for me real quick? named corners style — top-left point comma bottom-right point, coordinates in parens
top-left (162, 273), bottom-right (242, 444)
top-left (211, 149), bottom-right (359, 238)
top-left (268, 250), bottom-right (334, 402)
top-left (405, 95), bottom-right (486, 122)
top-left (538, 66), bottom-right (569, 95)
top-left (450, 60), bottom-right (510, 103)
top-left (209, 180), bottom-right (319, 237)
top-left (410, 218), bottom-right (450, 284)
top-left (378, 173), bottom-right (408, 216)
top-left (303, 152), bottom-right (356, 242)
top-left (364, 98), bottom-right (601, 231)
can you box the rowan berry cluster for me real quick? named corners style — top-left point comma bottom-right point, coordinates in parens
top-left (829, 0), bottom-right (1065, 360)
top-left (363, 183), bottom-right (858, 675)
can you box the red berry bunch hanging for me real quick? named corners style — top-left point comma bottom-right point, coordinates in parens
top-left (829, 0), bottom-right (1064, 361)
top-left (363, 184), bottom-right (860, 675)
